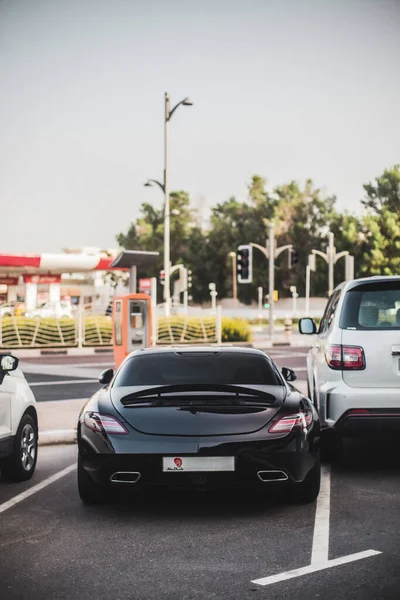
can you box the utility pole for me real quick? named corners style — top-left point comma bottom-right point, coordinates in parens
top-left (250, 223), bottom-right (292, 341)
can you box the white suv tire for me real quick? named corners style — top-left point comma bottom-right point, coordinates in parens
top-left (0, 413), bottom-right (38, 481)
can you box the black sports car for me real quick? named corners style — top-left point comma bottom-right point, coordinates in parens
top-left (77, 347), bottom-right (320, 504)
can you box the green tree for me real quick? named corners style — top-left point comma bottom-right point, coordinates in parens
top-left (272, 180), bottom-right (338, 296)
top-left (362, 164), bottom-right (400, 214)
top-left (116, 191), bottom-right (198, 297)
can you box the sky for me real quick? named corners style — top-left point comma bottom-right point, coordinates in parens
top-left (0, 0), bottom-right (399, 253)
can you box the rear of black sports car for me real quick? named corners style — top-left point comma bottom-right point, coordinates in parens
top-left (77, 348), bottom-right (320, 504)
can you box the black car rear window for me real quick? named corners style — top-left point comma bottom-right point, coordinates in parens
top-left (340, 281), bottom-right (400, 330)
top-left (114, 352), bottom-right (282, 387)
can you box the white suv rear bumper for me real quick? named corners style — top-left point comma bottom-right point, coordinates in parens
top-left (319, 379), bottom-right (400, 431)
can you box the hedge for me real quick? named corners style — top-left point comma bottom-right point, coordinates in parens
top-left (0, 315), bottom-right (251, 348)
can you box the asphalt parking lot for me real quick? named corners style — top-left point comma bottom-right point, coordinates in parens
top-left (1, 349), bottom-right (399, 599)
top-left (1, 441), bottom-right (400, 600)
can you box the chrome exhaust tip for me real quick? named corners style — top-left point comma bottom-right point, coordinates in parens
top-left (110, 471), bottom-right (141, 484)
top-left (257, 470), bottom-right (288, 482)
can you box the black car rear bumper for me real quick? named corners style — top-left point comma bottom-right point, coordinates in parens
top-left (80, 449), bottom-right (318, 489)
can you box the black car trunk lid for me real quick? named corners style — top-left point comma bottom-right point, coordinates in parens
top-left (111, 384), bottom-right (285, 436)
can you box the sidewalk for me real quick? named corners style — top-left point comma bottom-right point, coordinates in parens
top-left (38, 398), bottom-right (86, 445)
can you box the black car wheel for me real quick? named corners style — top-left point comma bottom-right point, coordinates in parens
top-left (77, 455), bottom-right (107, 504)
top-left (289, 456), bottom-right (321, 504)
top-left (0, 414), bottom-right (38, 482)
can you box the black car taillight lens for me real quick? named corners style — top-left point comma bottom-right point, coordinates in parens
top-left (269, 412), bottom-right (312, 434)
top-left (84, 412), bottom-right (128, 435)
top-left (326, 345), bottom-right (365, 370)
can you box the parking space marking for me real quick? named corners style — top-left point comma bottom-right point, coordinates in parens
top-left (252, 550), bottom-right (382, 586)
top-left (311, 464), bottom-right (331, 563)
top-left (252, 465), bottom-right (382, 587)
top-left (0, 464), bottom-right (76, 514)
top-left (29, 379), bottom-right (97, 387)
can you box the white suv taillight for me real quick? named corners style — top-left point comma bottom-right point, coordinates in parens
top-left (269, 412), bottom-right (312, 434)
top-left (84, 412), bottom-right (128, 435)
top-left (326, 345), bottom-right (365, 370)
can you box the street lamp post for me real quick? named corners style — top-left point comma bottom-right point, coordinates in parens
top-left (163, 92), bottom-right (193, 316)
top-left (228, 252), bottom-right (237, 301)
top-left (145, 94), bottom-right (193, 316)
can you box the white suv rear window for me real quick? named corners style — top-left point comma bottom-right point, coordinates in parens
top-left (340, 282), bottom-right (400, 330)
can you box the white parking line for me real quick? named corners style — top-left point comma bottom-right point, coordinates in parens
top-left (29, 379), bottom-right (98, 387)
top-left (252, 550), bottom-right (382, 586)
top-left (252, 465), bottom-right (382, 586)
top-left (0, 464), bottom-right (76, 514)
top-left (311, 464), bottom-right (331, 564)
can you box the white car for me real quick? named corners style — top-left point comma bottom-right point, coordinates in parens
top-left (26, 300), bottom-right (73, 319)
top-left (299, 276), bottom-right (400, 457)
top-left (0, 354), bottom-right (38, 481)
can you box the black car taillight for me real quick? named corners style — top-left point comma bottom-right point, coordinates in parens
top-left (326, 345), bottom-right (365, 370)
top-left (269, 412), bottom-right (312, 434)
top-left (84, 412), bottom-right (129, 435)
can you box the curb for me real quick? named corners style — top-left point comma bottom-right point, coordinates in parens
top-left (4, 348), bottom-right (113, 358)
top-left (39, 429), bottom-right (77, 446)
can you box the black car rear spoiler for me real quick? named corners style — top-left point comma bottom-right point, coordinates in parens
top-left (120, 383), bottom-right (277, 405)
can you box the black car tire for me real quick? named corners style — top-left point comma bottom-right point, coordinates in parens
top-left (289, 456), bottom-right (321, 504)
top-left (77, 455), bottom-right (107, 504)
top-left (0, 414), bottom-right (38, 482)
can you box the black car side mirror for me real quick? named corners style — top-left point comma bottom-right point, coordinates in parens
top-left (98, 368), bottom-right (114, 385)
top-left (298, 318), bottom-right (317, 335)
top-left (282, 367), bottom-right (297, 382)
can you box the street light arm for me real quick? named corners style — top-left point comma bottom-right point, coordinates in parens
top-left (168, 98), bottom-right (192, 120)
top-left (274, 244), bottom-right (292, 259)
top-left (250, 242), bottom-right (270, 260)
top-left (312, 249), bottom-right (329, 263)
top-left (334, 250), bottom-right (349, 263)
top-left (168, 264), bottom-right (184, 276)
top-left (145, 179), bottom-right (165, 193)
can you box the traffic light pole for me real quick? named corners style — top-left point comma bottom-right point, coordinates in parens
top-left (312, 232), bottom-right (351, 296)
top-left (250, 222), bottom-right (292, 341)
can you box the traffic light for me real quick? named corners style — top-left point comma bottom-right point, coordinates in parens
top-left (160, 270), bottom-right (165, 286)
top-left (264, 294), bottom-right (270, 309)
top-left (237, 245), bottom-right (253, 283)
top-left (289, 248), bottom-right (299, 268)
top-left (187, 270), bottom-right (192, 289)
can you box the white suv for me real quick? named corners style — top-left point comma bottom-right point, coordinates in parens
top-left (299, 276), bottom-right (400, 456)
top-left (0, 354), bottom-right (38, 481)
